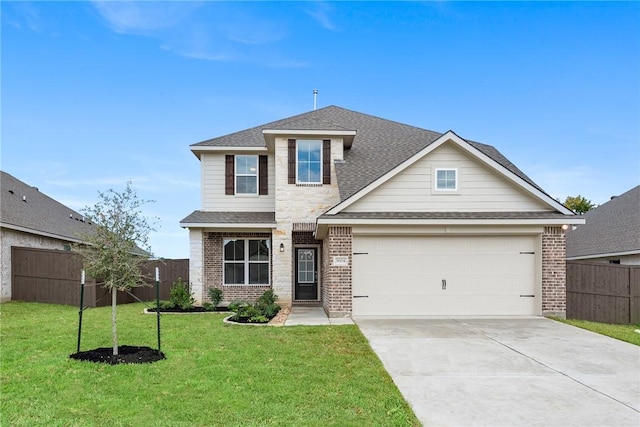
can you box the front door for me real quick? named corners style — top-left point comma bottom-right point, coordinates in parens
top-left (295, 248), bottom-right (318, 300)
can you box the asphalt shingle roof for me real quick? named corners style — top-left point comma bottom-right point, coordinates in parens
top-left (320, 211), bottom-right (570, 220)
top-left (191, 106), bottom-right (543, 204)
top-left (1, 171), bottom-right (96, 242)
top-left (566, 186), bottom-right (640, 258)
top-left (180, 211), bottom-right (276, 225)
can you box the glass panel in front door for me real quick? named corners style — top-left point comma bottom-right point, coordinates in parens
top-left (297, 249), bottom-right (315, 283)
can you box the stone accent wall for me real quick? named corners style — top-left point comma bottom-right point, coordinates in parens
top-left (188, 229), bottom-right (203, 304)
top-left (542, 226), bottom-right (566, 316)
top-left (0, 228), bottom-right (68, 302)
top-left (322, 226), bottom-right (352, 317)
top-left (203, 231), bottom-right (272, 305)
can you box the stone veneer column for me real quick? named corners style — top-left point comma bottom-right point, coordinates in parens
top-left (272, 225), bottom-right (293, 308)
top-left (188, 229), bottom-right (203, 305)
top-left (542, 226), bottom-right (566, 316)
top-left (322, 226), bottom-right (352, 318)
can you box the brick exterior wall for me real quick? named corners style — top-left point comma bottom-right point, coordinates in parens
top-left (322, 226), bottom-right (352, 317)
top-left (203, 231), bottom-right (272, 305)
top-left (542, 226), bottom-right (567, 316)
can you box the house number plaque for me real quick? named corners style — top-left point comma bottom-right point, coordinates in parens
top-left (332, 256), bottom-right (349, 266)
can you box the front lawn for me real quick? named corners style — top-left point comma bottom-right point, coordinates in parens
top-left (0, 302), bottom-right (419, 426)
top-left (551, 317), bottom-right (640, 346)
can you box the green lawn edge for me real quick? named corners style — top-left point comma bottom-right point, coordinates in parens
top-left (549, 316), bottom-right (640, 346)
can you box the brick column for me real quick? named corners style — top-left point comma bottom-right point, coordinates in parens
top-left (322, 226), bottom-right (352, 317)
top-left (542, 226), bottom-right (566, 316)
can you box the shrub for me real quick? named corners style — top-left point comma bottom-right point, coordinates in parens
top-left (208, 287), bottom-right (223, 307)
top-left (229, 290), bottom-right (280, 323)
top-left (169, 278), bottom-right (195, 310)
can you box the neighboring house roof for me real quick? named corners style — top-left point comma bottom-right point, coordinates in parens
top-left (566, 185), bottom-right (640, 260)
top-left (1, 171), bottom-right (95, 243)
top-left (191, 105), bottom-right (544, 202)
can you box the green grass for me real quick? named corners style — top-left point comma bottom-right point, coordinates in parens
top-left (551, 317), bottom-right (640, 346)
top-left (0, 302), bottom-right (419, 427)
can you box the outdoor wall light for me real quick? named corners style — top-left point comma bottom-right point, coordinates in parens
top-left (561, 224), bottom-right (569, 230)
top-left (279, 243), bottom-right (285, 252)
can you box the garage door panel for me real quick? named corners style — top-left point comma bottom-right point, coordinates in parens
top-left (352, 235), bottom-right (538, 316)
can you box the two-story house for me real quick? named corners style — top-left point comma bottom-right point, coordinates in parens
top-left (180, 106), bottom-right (584, 318)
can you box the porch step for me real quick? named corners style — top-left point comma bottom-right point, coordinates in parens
top-left (292, 301), bottom-right (323, 307)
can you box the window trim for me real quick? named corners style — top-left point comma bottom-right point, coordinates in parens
top-left (223, 238), bottom-right (271, 286)
top-left (234, 155), bottom-right (258, 195)
top-left (296, 139), bottom-right (323, 185)
top-left (434, 168), bottom-right (459, 192)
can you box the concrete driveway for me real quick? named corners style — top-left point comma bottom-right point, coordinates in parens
top-left (355, 317), bottom-right (640, 427)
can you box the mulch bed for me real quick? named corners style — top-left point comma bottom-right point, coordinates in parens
top-left (146, 306), bottom-right (229, 313)
top-left (70, 345), bottom-right (165, 365)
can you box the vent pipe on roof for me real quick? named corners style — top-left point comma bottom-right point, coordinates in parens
top-left (22, 196), bottom-right (26, 202)
top-left (313, 89), bottom-right (318, 110)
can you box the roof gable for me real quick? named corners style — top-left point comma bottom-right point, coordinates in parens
top-left (1, 171), bottom-right (96, 242)
top-left (328, 132), bottom-right (573, 215)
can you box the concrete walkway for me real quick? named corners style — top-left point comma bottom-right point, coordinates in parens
top-left (284, 306), bottom-right (354, 326)
top-left (356, 317), bottom-right (640, 427)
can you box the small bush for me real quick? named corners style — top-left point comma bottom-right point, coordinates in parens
top-left (169, 278), bottom-right (195, 310)
top-left (208, 287), bottom-right (223, 307)
top-left (229, 290), bottom-right (280, 323)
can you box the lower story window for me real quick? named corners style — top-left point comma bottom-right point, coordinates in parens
top-left (223, 239), bottom-right (270, 285)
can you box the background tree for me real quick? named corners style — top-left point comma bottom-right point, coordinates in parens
top-left (75, 182), bottom-right (156, 356)
top-left (564, 195), bottom-right (596, 214)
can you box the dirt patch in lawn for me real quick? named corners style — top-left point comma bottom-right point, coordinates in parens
top-left (70, 346), bottom-right (165, 365)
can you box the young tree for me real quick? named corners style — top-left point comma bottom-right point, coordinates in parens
top-left (75, 182), bottom-right (156, 356)
top-left (564, 195), bottom-right (596, 215)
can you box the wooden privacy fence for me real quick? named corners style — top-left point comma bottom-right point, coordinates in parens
top-left (566, 261), bottom-right (640, 324)
top-left (11, 247), bottom-right (189, 307)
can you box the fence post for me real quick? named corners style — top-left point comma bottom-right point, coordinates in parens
top-left (76, 270), bottom-right (85, 353)
top-left (156, 267), bottom-right (161, 352)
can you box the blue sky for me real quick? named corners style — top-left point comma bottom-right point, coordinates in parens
top-left (2, 1), bottom-right (639, 259)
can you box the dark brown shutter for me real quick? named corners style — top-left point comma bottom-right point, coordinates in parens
top-left (259, 155), bottom-right (268, 195)
top-left (288, 139), bottom-right (296, 184)
top-left (225, 155), bottom-right (234, 195)
top-left (322, 139), bottom-right (331, 185)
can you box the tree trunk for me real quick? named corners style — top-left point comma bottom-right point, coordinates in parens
top-left (112, 288), bottom-right (118, 355)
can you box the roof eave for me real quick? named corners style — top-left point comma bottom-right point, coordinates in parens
top-left (262, 129), bottom-right (357, 148)
top-left (1, 222), bottom-right (87, 244)
top-left (179, 222), bottom-right (277, 229)
top-left (315, 216), bottom-right (585, 239)
top-left (189, 146), bottom-right (268, 159)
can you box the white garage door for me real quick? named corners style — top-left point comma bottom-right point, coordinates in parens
top-left (352, 235), bottom-right (538, 316)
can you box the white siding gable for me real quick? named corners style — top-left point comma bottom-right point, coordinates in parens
top-left (345, 142), bottom-right (551, 212)
top-left (201, 153), bottom-right (275, 211)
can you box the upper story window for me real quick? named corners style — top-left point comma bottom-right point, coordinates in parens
top-left (435, 168), bottom-right (457, 191)
top-left (288, 139), bottom-right (331, 185)
top-left (225, 155), bottom-right (268, 196)
top-left (235, 155), bottom-right (258, 194)
top-left (297, 140), bottom-right (322, 184)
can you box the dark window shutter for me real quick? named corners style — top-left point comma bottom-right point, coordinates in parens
top-left (225, 155), bottom-right (234, 195)
top-left (288, 139), bottom-right (296, 184)
top-left (259, 155), bottom-right (268, 195)
top-left (322, 139), bottom-right (331, 185)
